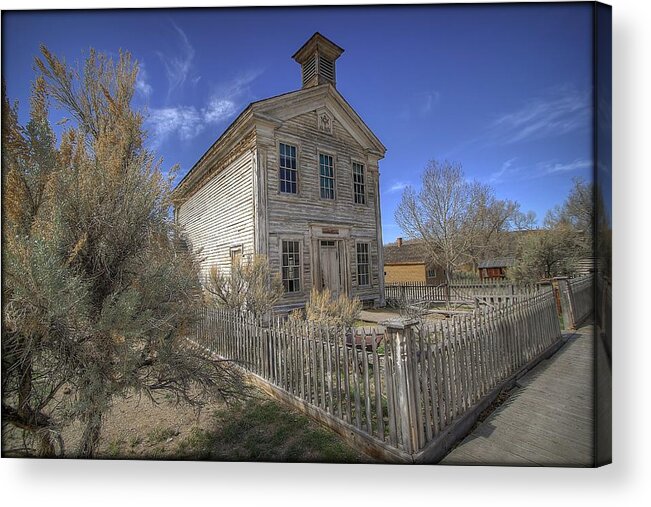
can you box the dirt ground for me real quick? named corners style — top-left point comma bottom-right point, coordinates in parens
top-left (361, 307), bottom-right (453, 327)
top-left (56, 387), bottom-right (371, 463)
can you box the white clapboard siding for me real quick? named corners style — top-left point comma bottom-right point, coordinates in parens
top-left (178, 148), bottom-right (256, 278)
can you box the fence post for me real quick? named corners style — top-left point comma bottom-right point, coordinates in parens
top-left (553, 277), bottom-right (575, 330)
top-left (382, 318), bottom-right (420, 455)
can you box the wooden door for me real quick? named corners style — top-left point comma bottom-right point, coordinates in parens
top-left (319, 240), bottom-right (341, 298)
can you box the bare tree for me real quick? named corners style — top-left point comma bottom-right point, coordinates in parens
top-left (395, 160), bottom-right (519, 287)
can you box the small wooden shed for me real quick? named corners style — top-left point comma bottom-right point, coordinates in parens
top-left (477, 257), bottom-right (516, 280)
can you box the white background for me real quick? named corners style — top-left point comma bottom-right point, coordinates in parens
top-left (1, 0), bottom-right (649, 505)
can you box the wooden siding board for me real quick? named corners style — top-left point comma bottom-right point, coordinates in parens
top-left (177, 148), bottom-right (256, 278)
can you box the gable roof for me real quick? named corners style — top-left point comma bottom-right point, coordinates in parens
top-left (172, 83), bottom-right (386, 202)
top-left (384, 239), bottom-right (433, 265)
top-left (478, 257), bottom-right (516, 269)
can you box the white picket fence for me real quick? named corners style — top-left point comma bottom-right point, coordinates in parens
top-left (195, 290), bottom-right (562, 459)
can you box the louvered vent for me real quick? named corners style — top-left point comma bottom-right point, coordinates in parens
top-left (302, 54), bottom-right (317, 87)
top-left (319, 57), bottom-right (335, 83)
top-left (293, 33), bottom-right (344, 89)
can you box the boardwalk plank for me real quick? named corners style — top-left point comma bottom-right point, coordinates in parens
top-left (441, 326), bottom-right (594, 467)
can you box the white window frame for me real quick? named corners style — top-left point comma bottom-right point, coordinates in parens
top-left (278, 141), bottom-right (299, 195)
top-left (280, 238), bottom-right (303, 294)
top-left (352, 160), bottom-right (367, 205)
top-left (318, 150), bottom-right (336, 201)
top-left (356, 242), bottom-right (371, 288)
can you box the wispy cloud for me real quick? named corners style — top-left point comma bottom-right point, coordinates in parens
top-left (203, 97), bottom-right (237, 124)
top-left (442, 86), bottom-right (592, 159)
top-left (538, 159), bottom-right (592, 176)
top-left (147, 106), bottom-right (203, 141)
top-left (146, 69), bottom-right (262, 144)
top-left (421, 91), bottom-right (440, 114)
top-left (135, 62), bottom-right (153, 98)
top-left (386, 181), bottom-right (410, 194)
top-left (487, 157), bottom-right (592, 184)
top-left (490, 87), bottom-right (591, 145)
top-left (398, 90), bottom-right (441, 120)
top-left (147, 99), bottom-right (235, 145)
top-left (157, 23), bottom-right (199, 99)
top-left (489, 157), bottom-right (518, 183)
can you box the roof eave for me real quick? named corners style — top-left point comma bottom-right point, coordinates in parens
top-left (171, 107), bottom-right (254, 203)
top-left (291, 32), bottom-right (345, 63)
top-left (328, 84), bottom-right (387, 156)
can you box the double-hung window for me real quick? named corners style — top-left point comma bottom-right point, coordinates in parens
top-left (353, 162), bottom-right (366, 204)
top-left (279, 143), bottom-right (297, 194)
top-left (356, 243), bottom-right (370, 287)
top-left (281, 240), bottom-right (301, 293)
top-left (319, 153), bottom-right (335, 200)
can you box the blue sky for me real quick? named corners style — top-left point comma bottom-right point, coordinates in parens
top-left (2, 4), bottom-right (594, 242)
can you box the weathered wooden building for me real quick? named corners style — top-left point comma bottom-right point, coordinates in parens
top-left (477, 257), bottom-right (516, 280)
top-left (172, 33), bottom-right (387, 312)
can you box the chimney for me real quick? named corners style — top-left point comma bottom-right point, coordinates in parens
top-left (397, 237), bottom-right (403, 247)
top-left (292, 32), bottom-right (344, 89)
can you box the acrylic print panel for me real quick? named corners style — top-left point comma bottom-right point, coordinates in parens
top-left (1, 2), bottom-right (611, 466)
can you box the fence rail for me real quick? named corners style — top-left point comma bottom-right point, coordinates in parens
top-left (195, 290), bottom-right (562, 459)
top-left (385, 283), bottom-right (448, 304)
top-left (557, 275), bottom-right (593, 329)
top-left (385, 281), bottom-right (551, 306)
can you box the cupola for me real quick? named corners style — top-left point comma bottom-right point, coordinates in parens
top-left (292, 32), bottom-right (344, 89)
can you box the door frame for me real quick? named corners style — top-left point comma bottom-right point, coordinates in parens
top-left (318, 239), bottom-right (342, 297)
top-left (309, 223), bottom-right (351, 297)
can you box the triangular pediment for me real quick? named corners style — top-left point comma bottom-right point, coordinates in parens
top-left (251, 84), bottom-right (386, 156)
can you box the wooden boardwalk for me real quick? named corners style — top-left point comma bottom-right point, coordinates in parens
top-left (441, 325), bottom-right (595, 467)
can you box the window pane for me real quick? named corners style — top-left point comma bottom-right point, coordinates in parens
top-left (279, 143), bottom-right (298, 194)
top-left (319, 154), bottom-right (335, 199)
top-left (281, 240), bottom-right (301, 292)
top-left (353, 163), bottom-right (366, 204)
top-left (356, 243), bottom-right (370, 286)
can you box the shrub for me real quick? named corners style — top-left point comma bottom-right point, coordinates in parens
top-left (304, 287), bottom-right (362, 330)
top-left (204, 255), bottom-right (283, 318)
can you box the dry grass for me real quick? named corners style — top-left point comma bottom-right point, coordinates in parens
top-left (57, 387), bottom-right (369, 463)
